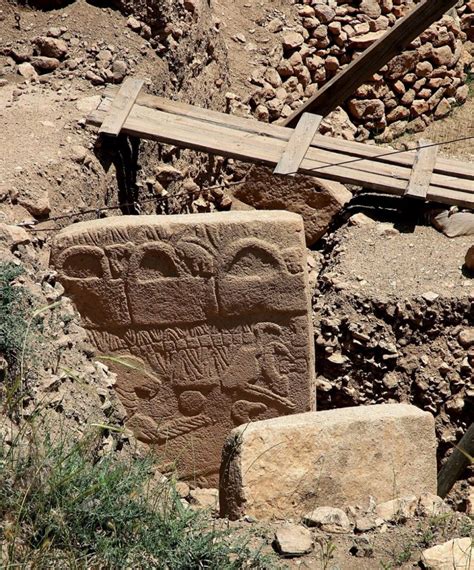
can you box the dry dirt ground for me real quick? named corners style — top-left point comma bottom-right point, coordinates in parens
top-left (0, 0), bottom-right (169, 223)
top-left (0, 0), bottom-right (473, 568)
top-left (327, 224), bottom-right (473, 301)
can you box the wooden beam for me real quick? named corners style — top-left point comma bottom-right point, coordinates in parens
top-left (87, 100), bottom-right (474, 209)
top-left (101, 87), bottom-right (474, 181)
top-left (283, 0), bottom-right (460, 127)
top-left (99, 78), bottom-right (144, 136)
top-left (405, 139), bottom-right (439, 199)
top-left (438, 423), bottom-right (474, 498)
top-left (274, 113), bottom-right (322, 176)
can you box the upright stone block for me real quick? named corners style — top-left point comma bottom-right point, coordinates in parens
top-left (51, 211), bottom-right (315, 484)
top-left (220, 404), bottom-right (437, 520)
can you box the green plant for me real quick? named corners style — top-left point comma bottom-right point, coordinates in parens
top-left (459, 516), bottom-right (474, 538)
top-left (317, 538), bottom-right (336, 570)
top-left (0, 263), bottom-right (29, 378)
top-left (394, 543), bottom-right (413, 566)
top-left (0, 422), bottom-right (275, 569)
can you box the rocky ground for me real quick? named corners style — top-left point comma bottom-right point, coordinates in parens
top-left (0, 0), bottom-right (473, 567)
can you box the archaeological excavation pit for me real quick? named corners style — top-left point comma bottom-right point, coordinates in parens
top-left (1, 0), bottom-right (473, 566)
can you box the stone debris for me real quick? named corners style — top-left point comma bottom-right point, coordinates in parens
top-left (349, 213), bottom-right (376, 227)
top-left (458, 329), bottom-right (474, 349)
top-left (375, 495), bottom-right (418, 522)
top-left (421, 537), bottom-right (474, 570)
top-left (220, 404), bottom-right (437, 520)
top-left (4, 17), bottom-right (155, 86)
top-left (189, 488), bottom-right (219, 511)
top-left (303, 506), bottom-right (352, 533)
top-left (0, 223), bottom-right (31, 248)
top-left (33, 36), bottom-right (68, 59)
top-left (416, 493), bottom-right (452, 518)
top-left (465, 245), bottom-right (474, 272)
top-left (273, 524), bottom-right (314, 557)
top-left (244, 1), bottom-right (470, 141)
top-left (431, 210), bottom-right (474, 238)
top-left (51, 211), bottom-right (315, 486)
top-left (174, 481), bottom-right (191, 499)
top-left (17, 61), bottom-right (38, 80)
top-left (354, 515), bottom-right (382, 533)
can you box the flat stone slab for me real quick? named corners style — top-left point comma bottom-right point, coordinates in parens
top-left (219, 403), bottom-right (437, 520)
top-left (51, 211), bottom-right (315, 485)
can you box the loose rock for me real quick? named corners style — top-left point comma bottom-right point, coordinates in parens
top-left (303, 507), bottom-right (352, 533)
top-left (421, 538), bottom-right (473, 570)
top-left (273, 524), bottom-right (313, 557)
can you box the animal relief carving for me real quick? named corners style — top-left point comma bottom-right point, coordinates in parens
top-left (51, 211), bottom-right (315, 484)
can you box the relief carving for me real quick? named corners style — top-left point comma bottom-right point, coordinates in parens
top-left (51, 211), bottom-right (315, 484)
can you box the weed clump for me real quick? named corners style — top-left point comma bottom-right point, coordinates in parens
top-left (0, 426), bottom-right (273, 569)
top-left (0, 263), bottom-right (29, 378)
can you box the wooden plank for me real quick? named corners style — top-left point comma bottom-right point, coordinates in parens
top-left (93, 94), bottom-right (473, 193)
top-left (438, 423), bottom-right (474, 498)
top-left (99, 78), bottom-right (144, 136)
top-left (274, 113), bottom-right (322, 176)
top-left (90, 98), bottom-right (474, 199)
top-left (101, 87), bottom-right (474, 181)
top-left (282, 0), bottom-right (460, 127)
top-left (404, 139), bottom-right (439, 199)
top-left (88, 102), bottom-right (474, 209)
top-left (89, 100), bottom-right (473, 200)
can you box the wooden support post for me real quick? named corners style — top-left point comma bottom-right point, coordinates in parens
top-left (283, 0), bottom-right (460, 127)
top-left (437, 423), bottom-right (474, 499)
top-left (404, 139), bottom-right (438, 199)
top-left (99, 78), bottom-right (144, 136)
top-left (273, 113), bottom-right (322, 176)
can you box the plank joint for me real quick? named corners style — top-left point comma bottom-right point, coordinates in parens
top-left (405, 139), bottom-right (438, 200)
top-left (273, 113), bottom-right (322, 176)
top-left (99, 78), bottom-right (144, 137)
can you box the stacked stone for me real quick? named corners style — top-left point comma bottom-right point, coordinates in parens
top-left (457, 0), bottom-right (474, 40)
top-left (249, 0), bottom-right (469, 142)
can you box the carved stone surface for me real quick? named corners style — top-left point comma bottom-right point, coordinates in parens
top-left (51, 211), bottom-right (315, 484)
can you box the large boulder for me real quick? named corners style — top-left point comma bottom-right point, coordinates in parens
top-left (220, 404), bottom-right (437, 520)
top-left (233, 167), bottom-right (352, 246)
top-left (421, 538), bottom-right (473, 570)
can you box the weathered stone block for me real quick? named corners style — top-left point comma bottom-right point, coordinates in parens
top-left (233, 167), bottom-right (352, 246)
top-left (220, 404), bottom-right (437, 520)
top-left (51, 211), bottom-right (315, 485)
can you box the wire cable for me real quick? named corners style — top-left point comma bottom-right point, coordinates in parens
top-left (283, 134), bottom-right (474, 177)
top-left (11, 133), bottom-right (474, 233)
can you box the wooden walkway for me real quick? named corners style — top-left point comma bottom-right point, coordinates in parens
top-left (87, 84), bottom-right (474, 210)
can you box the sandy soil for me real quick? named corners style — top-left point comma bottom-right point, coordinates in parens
top-left (330, 223), bottom-right (473, 301)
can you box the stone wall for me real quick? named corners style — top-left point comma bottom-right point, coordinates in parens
top-left (248, 0), bottom-right (471, 142)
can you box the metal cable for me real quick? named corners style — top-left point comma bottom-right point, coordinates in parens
top-left (284, 135), bottom-right (474, 177)
top-left (11, 134), bottom-right (474, 233)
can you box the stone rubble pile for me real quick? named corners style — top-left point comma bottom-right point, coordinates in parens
top-left (0, 224), bottom-right (131, 455)
top-left (246, 0), bottom-right (471, 142)
top-left (458, 0), bottom-right (474, 40)
top-left (3, 26), bottom-right (139, 86)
